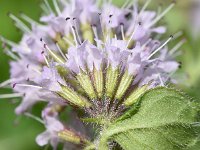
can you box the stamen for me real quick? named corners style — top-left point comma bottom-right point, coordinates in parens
top-left (41, 38), bottom-right (65, 64)
top-left (147, 2), bottom-right (176, 28)
top-left (98, 13), bottom-right (105, 38)
top-left (148, 35), bottom-right (173, 59)
top-left (0, 78), bottom-right (17, 88)
top-left (71, 26), bottom-right (79, 46)
top-left (120, 23), bottom-right (125, 40)
top-left (24, 112), bottom-right (44, 124)
top-left (13, 83), bottom-right (43, 89)
top-left (73, 18), bottom-right (82, 44)
top-left (0, 93), bottom-right (23, 99)
top-left (55, 42), bottom-right (68, 61)
top-left (26, 63), bottom-right (42, 74)
top-left (126, 23), bottom-right (140, 48)
top-left (8, 13), bottom-right (31, 33)
top-left (41, 51), bottom-right (50, 67)
top-left (52, 0), bottom-right (61, 15)
top-left (65, 17), bottom-right (70, 21)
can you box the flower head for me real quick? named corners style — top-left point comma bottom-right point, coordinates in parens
top-left (0, 0), bottom-right (190, 149)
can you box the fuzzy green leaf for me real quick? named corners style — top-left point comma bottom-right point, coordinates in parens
top-left (99, 87), bottom-right (200, 150)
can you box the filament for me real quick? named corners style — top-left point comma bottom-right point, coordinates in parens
top-left (56, 42), bottom-right (68, 61)
top-left (148, 35), bottom-right (173, 59)
top-left (120, 23), bottom-right (125, 40)
top-left (13, 83), bottom-right (43, 89)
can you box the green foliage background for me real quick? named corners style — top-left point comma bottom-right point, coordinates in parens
top-left (0, 0), bottom-right (199, 150)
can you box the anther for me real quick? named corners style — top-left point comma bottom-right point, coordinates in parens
top-left (92, 24), bottom-right (97, 27)
top-left (66, 17), bottom-right (70, 21)
top-left (109, 14), bottom-right (113, 18)
top-left (125, 13), bottom-right (131, 19)
top-left (148, 35), bottom-right (173, 59)
top-left (13, 83), bottom-right (17, 88)
top-left (72, 26), bottom-right (76, 30)
top-left (120, 22), bottom-right (124, 26)
top-left (44, 44), bottom-right (47, 49)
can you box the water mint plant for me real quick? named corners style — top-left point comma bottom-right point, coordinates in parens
top-left (1, 0), bottom-right (200, 149)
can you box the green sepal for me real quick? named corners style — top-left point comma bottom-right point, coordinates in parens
top-left (58, 129), bottom-right (90, 145)
top-left (93, 68), bottom-right (104, 98)
top-left (115, 70), bottom-right (134, 100)
top-left (58, 85), bottom-right (91, 108)
top-left (105, 66), bottom-right (119, 98)
top-left (76, 71), bottom-right (97, 99)
top-left (124, 84), bottom-right (148, 106)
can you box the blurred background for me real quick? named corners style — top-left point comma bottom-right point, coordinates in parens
top-left (0, 0), bottom-right (199, 149)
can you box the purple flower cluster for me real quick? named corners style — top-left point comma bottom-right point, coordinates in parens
top-left (0, 0), bottom-right (182, 149)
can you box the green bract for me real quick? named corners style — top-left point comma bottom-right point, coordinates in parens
top-left (98, 87), bottom-right (200, 150)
